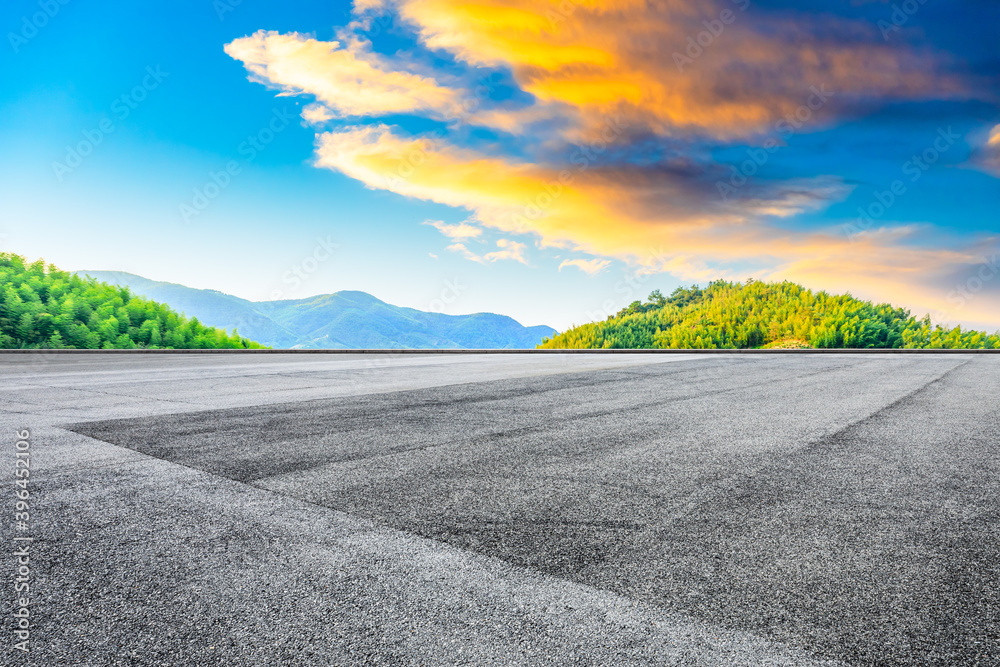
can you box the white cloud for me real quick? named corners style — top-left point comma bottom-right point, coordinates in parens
top-left (483, 239), bottom-right (527, 264)
top-left (301, 103), bottom-right (334, 126)
top-left (224, 30), bottom-right (464, 120)
top-left (422, 219), bottom-right (482, 240)
top-left (559, 258), bottom-right (612, 275)
top-left (446, 239), bottom-right (528, 265)
top-left (446, 242), bottom-right (483, 263)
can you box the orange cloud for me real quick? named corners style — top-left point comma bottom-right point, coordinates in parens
top-left (226, 5), bottom-right (999, 329)
top-left (973, 124), bottom-right (1000, 175)
top-left (363, 0), bottom-right (965, 139)
top-left (315, 125), bottom-right (840, 252)
top-left (315, 124), bottom-right (1000, 326)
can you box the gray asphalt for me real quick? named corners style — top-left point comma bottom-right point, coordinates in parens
top-left (2, 352), bottom-right (998, 665)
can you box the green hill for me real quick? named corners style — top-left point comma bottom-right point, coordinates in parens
top-left (0, 254), bottom-right (264, 349)
top-left (539, 280), bottom-right (1000, 350)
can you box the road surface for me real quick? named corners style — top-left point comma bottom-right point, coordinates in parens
top-left (1, 352), bottom-right (997, 665)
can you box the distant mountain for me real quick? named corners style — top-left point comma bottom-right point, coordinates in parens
top-left (77, 271), bottom-right (556, 349)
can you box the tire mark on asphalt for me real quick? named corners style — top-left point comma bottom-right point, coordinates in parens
top-left (243, 357), bottom-right (931, 490)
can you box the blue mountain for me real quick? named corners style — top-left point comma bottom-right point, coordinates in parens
top-left (76, 271), bottom-right (556, 349)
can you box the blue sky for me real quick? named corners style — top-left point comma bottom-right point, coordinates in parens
top-left (2, 0), bottom-right (999, 331)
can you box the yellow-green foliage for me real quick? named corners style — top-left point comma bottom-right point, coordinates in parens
top-left (540, 280), bottom-right (1000, 350)
top-left (0, 253), bottom-right (265, 349)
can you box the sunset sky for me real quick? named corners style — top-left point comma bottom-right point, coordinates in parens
top-left (3, 0), bottom-right (999, 331)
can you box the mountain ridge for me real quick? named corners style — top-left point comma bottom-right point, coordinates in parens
top-left (77, 271), bottom-right (556, 349)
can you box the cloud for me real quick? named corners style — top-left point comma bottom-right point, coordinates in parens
top-left (301, 103), bottom-right (334, 126)
top-left (224, 30), bottom-right (464, 120)
top-left (559, 258), bottom-right (612, 275)
top-left (483, 239), bottom-right (527, 264)
top-left (314, 123), bottom-right (1000, 326)
top-left (229, 2), bottom-right (970, 142)
top-left (368, 0), bottom-right (967, 140)
top-left (353, 0), bottom-right (388, 11)
top-left (422, 219), bottom-right (482, 240)
top-left (313, 124), bottom-right (844, 256)
top-left (971, 124), bottom-right (1000, 175)
top-left (228, 3), bottom-right (1000, 329)
top-left (445, 242), bottom-right (482, 262)
top-left (445, 239), bottom-right (528, 264)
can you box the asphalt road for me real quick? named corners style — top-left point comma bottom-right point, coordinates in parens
top-left (2, 352), bottom-right (998, 665)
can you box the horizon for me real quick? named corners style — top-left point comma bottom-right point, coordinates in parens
top-left (65, 264), bottom-right (1000, 337)
top-left (3, 1), bottom-right (999, 332)
top-left (74, 266), bottom-right (556, 328)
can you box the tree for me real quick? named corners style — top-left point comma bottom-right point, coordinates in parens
top-left (540, 279), bottom-right (1000, 350)
top-left (47, 332), bottom-right (67, 349)
top-left (15, 312), bottom-right (34, 344)
top-left (0, 252), bottom-right (267, 350)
